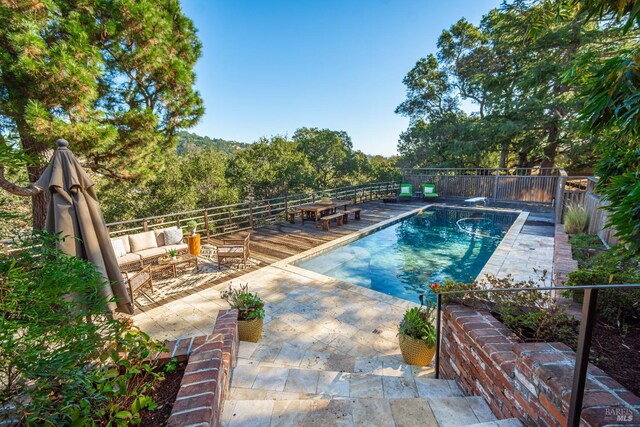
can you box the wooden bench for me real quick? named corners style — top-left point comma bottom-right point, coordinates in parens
top-left (351, 207), bottom-right (362, 220)
top-left (321, 212), bottom-right (344, 231)
top-left (287, 210), bottom-right (299, 224)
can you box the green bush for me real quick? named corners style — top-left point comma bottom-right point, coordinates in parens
top-left (0, 232), bottom-right (166, 425)
top-left (563, 203), bottom-right (589, 234)
top-left (398, 303), bottom-right (437, 347)
top-left (220, 283), bottom-right (265, 321)
top-left (566, 241), bottom-right (640, 329)
top-left (431, 276), bottom-right (578, 345)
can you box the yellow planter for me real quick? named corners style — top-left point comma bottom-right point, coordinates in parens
top-left (237, 317), bottom-right (263, 342)
top-left (399, 333), bottom-right (436, 366)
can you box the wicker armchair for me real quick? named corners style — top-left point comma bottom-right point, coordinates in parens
top-left (123, 266), bottom-right (153, 302)
top-left (216, 234), bottom-right (250, 269)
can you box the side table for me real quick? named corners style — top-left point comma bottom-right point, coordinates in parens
top-left (187, 233), bottom-right (201, 256)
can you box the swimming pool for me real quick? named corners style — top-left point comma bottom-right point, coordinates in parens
top-left (296, 207), bottom-right (518, 303)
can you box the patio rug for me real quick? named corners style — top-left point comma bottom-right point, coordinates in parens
top-left (133, 253), bottom-right (262, 308)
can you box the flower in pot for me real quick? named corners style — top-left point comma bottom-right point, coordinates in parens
top-left (398, 296), bottom-right (437, 366)
top-left (168, 248), bottom-right (177, 260)
top-left (220, 283), bottom-right (265, 342)
top-left (186, 220), bottom-right (198, 236)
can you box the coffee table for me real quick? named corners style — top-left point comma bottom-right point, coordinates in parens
top-left (151, 254), bottom-right (199, 278)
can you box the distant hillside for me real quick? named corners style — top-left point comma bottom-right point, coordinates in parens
top-left (177, 131), bottom-right (250, 155)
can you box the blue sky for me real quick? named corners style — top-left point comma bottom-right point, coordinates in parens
top-left (180, 0), bottom-right (503, 156)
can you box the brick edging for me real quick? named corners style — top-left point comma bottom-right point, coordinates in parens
top-left (156, 309), bottom-right (238, 427)
top-left (553, 224), bottom-right (578, 285)
top-left (442, 304), bottom-right (640, 426)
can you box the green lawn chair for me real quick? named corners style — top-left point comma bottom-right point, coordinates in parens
top-left (422, 183), bottom-right (439, 199)
top-left (399, 183), bottom-right (413, 201)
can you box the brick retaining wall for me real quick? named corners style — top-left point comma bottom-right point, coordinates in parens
top-left (441, 304), bottom-right (640, 426)
top-left (157, 309), bottom-right (238, 427)
top-left (553, 224), bottom-right (578, 286)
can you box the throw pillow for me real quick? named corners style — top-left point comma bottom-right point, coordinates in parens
top-left (424, 187), bottom-right (434, 194)
top-left (164, 228), bottom-right (184, 245)
top-left (111, 239), bottom-right (127, 258)
top-left (401, 187), bottom-right (411, 194)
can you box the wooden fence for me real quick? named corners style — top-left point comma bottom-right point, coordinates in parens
top-left (105, 182), bottom-right (401, 242)
top-left (403, 168), bottom-right (563, 203)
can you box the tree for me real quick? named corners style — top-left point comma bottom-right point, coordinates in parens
top-left (226, 136), bottom-right (313, 199)
top-left (0, 0), bottom-right (203, 228)
top-left (292, 127), bottom-right (357, 188)
top-left (395, 1), bottom-right (628, 170)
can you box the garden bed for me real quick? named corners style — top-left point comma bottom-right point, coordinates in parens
top-left (140, 365), bottom-right (186, 427)
top-left (565, 233), bottom-right (640, 396)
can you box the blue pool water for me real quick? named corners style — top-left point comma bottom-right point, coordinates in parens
top-left (297, 207), bottom-right (517, 303)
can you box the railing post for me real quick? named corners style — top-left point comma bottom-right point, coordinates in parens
top-left (568, 288), bottom-right (599, 427)
top-left (284, 194), bottom-right (288, 214)
top-left (248, 202), bottom-right (254, 229)
top-left (493, 172), bottom-right (499, 200)
top-left (143, 219), bottom-right (149, 231)
top-left (204, 210), bottom-right (210, 241)
top-left (435, 293), bottom-right (442, 379)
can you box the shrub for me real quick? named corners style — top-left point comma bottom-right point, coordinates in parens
top-left (0, 232), bottom-right (166, 425)
top-left (398, 303), bottom-right (437, 347)
top-left (220, 283), bottom-right (265, 320)
top-left (564, 203), bottom-right (589, 234)
top-left (431, 276), bottom-right (578, 345)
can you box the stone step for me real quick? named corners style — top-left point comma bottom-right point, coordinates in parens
top-left (230, 364), bottom-right (461, 400)
top-left (221, 396), bottom-right (498, 427)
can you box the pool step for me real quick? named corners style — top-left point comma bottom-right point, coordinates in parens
top-left (229, 365), bottom-right (462, 400)
top-left (221, 396), bottom-right (500, 426)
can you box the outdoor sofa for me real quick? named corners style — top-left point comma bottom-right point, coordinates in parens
top-left (110, 226), bottom-right (189, 272)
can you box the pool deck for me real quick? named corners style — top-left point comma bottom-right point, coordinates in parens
top-left (132, 200), bottom-right (554, 341)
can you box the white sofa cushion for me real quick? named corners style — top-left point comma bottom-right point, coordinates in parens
top-left (129, 231), bottom-right (158, 253)
top-left (111, 239), bottom-right (127, 258)
top-left (163, 228), bottom-right (183, 245)
top-left (135, 247), bottom-right (167, 259)
top-left (110, 235), bottom-right (131, 254)
top-left (163, 243), bottom-right (188, 253)
top-left (154, 226), bottom-right (178, 247)
top-left (116, 252), bottom-right (142, 266)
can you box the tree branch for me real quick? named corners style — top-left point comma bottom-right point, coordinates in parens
top-left (0, 163), bottom-right (41, 196)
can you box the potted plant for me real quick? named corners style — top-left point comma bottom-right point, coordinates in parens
top-left (398, 294), bottom-right (437, 366)
top-left (220, 283), bottom-right (265, 342)
top-left (168, 248), bottom-right (177, 260)
top-left (186, 220), bottom-right (197, 235)
top-left (319, 192), bottom-right (332, 205)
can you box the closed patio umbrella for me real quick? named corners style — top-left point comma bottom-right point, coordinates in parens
top-left (34, 139), bottom-right (133, 314)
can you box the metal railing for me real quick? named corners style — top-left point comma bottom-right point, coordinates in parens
top-left (104, 181), bottom-right (401, 241)
top-left (431, 283), bottom-right (640, 427)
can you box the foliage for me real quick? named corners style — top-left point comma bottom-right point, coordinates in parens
top-left (398, 303), bottom-right (437, 347)
top-left (396, 2), bottom-right (635, 170)
top-left (563, 203), bottom-right (590, 234)
top-left (432, 275), bottom-right (578, 345)
top-left (0, 231), bottom-right (166, 425)
top-left (220, 283), bottom-right (265, 321)
top-left (187, 220), bottom-right (198, 230)
top-left (566, 239), bottom-right (640, 328)
top-left (168, 248), bottom-right (177, 257)
top-left (0, 0), bottom-right (204, 228)
top-left (177, 131), bottom-right (250, 156)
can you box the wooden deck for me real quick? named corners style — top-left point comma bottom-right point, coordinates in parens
top-left (135, 200), bottom-right (426, 313)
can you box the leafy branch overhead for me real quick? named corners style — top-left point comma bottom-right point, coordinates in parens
top-left (0, 0), bottom-right (204, 227)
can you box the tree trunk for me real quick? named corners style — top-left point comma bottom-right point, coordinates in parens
top-left (23, 134), bottom-right (51, 230)
top-left (499, 144), bottom-right (508, 169)
top-left (540, 121), bottom-right (559, 174)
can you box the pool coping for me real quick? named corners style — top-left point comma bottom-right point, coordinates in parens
top-left (274, 203), bottom-right (527, 293)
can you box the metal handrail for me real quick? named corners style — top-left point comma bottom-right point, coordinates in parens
top-left (431, 283), bottom-right (640, 427)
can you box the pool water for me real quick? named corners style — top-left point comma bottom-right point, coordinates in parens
top-left (297, 207), bottom-right (517, 303)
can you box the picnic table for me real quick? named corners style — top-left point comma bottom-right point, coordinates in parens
top-left (297, 199), bottom-right (352, 227)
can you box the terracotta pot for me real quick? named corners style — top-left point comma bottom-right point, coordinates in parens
top-left (237, 317), bottom-right (263, 342)
top-left (398, 333), bottom-right (436, 366)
